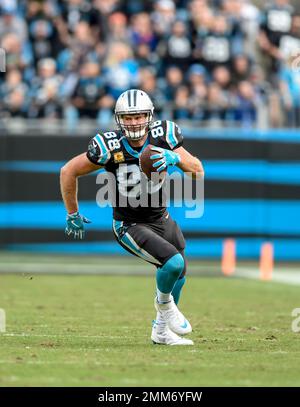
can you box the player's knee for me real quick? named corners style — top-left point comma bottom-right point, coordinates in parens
top-left (164, 253), bottom-right (184, 279)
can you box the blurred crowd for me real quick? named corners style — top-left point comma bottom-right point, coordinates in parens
top-left (0, 0), bottom-right (300, 129)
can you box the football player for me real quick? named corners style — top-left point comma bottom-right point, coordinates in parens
top-left (60, 89), bottom-right (204, 345)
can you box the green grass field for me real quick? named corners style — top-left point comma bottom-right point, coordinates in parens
top-left (1, 253), bottom-right (300, 387)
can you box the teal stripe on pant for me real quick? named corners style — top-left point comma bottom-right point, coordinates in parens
top-left (171, 276), bottom-right (186, 305)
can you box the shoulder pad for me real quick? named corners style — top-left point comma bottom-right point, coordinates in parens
top-left (87, 133), bottom-right (112, 165)
top-left (149, 120), bottom-right (183, 150)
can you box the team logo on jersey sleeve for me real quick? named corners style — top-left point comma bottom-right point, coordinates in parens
top-left (113, 151), bottom-right (125, 163)
top-left (88, 140), bottom-right (98, 158)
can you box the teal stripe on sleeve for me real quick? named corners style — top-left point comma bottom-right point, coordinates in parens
top-left (167, 121), bottom-right (178, 149)
top-left (95, 134), bottom-right (110, 164)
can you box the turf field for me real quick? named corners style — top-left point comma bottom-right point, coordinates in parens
top-left (0, 252), bottom-right (300, 387)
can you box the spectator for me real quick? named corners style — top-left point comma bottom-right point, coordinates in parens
top-left (187, 64), bottom-right (207, 120)
top-left (28, 19), bottom-right (61, 66)
top-left (212, 65), bottom-right (232, 90)
top-left (107, 12), bottom-right (130, 44)
top-left (138, 67), bottom-right (166, 118)
top-left (259, 0), bottom-right (294, 80)
top-left (30, 58), bottom-right (62, 91)
top-left (161, 65), bottom-right (185, 101)
top-left (28, 58), bottom-right (63, 117)
top-left (193, 14), bottom-right (241, 70)
top-left (279, 54), bottom-right (300, 127)
top-left (61, 0), bottom-right (93, 34)
top-left (57, 21), bottom-right (99, 74)
top-left (187, 63), bottom-right (207, 87)
top-left (1, 87), bottom-right (28, 118)
top-left (103, 41), bottom-right (139, 99)
top-left (1, 33), bottom-right (33, 76)
top-left (0, 68), bottom-right (28, 99)
top-left (158, 19), bottom-right (192, 72)
top-left (33, 79), bottom-right (63, 119)
top-left (190, 2), bottom-right (214, 49)
top-left (173, 85), bottom-right (192, 120)
top-left (278, 14), bottom-right (300, 63)
top-left (130, 12), bottom-right (158, 52)
top-left (239, 0), bottom-right (261, 59)
top-left (65, 59), bottom-right (114, 129)
top-left (203, 82), bottom-right (230, 125)
top-left (152, 0), bottom-right (177, 38)
top-left (189, 0), bottom-right (210, 26)
top-left (90, 0), bottom-right (123, 42)
top-left (70, 61), bottom-right (107, 119)
top-left (0, 4), bottom-right (28, 43)
top-left (231, 54), bottom-right (252, 85)
top-left (134, 43), bottom-right (161, 72)
top-left (221, 0), bottom-right (245, 45)
top-left (26, 0), bottom-right (64, 65)
top-left (234, 81), bottom-right (258, 127)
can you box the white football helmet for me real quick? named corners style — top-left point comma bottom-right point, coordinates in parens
top-left (115, 89), bottom-right (154, 140)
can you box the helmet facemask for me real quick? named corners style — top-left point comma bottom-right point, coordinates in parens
top-left (116, 111), bottom-right (153, 140)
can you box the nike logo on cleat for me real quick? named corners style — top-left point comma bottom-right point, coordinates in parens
top-left (180, 320), bottom-right (188, 329)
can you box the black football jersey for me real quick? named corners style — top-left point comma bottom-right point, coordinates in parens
top-left (260, 4), bottom-right (294, 47)
top-left (86, 120), bottom-right (183, 222)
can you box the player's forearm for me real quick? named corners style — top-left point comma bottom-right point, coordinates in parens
top-left (60, 153), bottom-right (101, 214)
top-left (60, 166), bottom-right (79, 214)
top-left (176, 148), bottom-right (204, 178)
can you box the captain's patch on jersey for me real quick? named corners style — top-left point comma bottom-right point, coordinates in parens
top-left (113, 151), bottom-right (125, 163)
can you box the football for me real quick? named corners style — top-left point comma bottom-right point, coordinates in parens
top-left (139, 144), bottom-right (167, 180)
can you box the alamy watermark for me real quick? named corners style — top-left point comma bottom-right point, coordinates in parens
top-left (0, 309), bottom-right (6, 333)
top-left (95, 166), bottom-right (204, 219)
top-left (0, 48), bottom-right (6, 72)
top-left (291, 308), bottom-right (300, 333)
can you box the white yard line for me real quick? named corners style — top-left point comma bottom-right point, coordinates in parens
top-left (0, 262), bottom-right (153, 275)
top-left (1, 333), bottom-right (128, 339)
top-left (235, 268), bottom-right (300, 286)
top-left (0, 261), bottom-right (218, 275)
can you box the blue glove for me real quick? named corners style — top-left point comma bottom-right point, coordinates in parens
top-left (150, 146), bottom-right (181, 172)
top-left (65, 212), bottom-right (91, 240)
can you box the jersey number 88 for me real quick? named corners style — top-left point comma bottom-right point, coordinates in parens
top-left (150, 121), bottom-right (164, 138)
